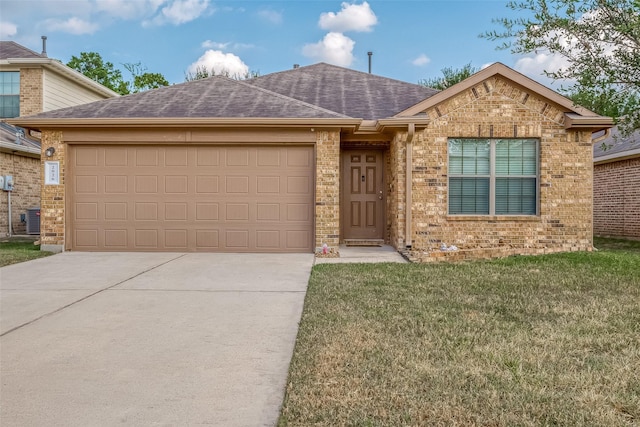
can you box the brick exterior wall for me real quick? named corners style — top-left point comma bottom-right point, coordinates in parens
top-left (315, 130), bottom-right (341, 255)
top-left (593, 157), bottom-right (640, 239)
top-left (39, 131), bottom-right (65, 251)
top-left (19, 68), bottom-right (43, 117)
top-left (0, 152), bottom-right (41, 235)
top-left (401, 76), bottom-right (595, 261)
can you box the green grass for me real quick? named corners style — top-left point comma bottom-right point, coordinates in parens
top-left (280, 247), bottom-right (640, 426)
top-left (0, 241), bottom-right (54, 267)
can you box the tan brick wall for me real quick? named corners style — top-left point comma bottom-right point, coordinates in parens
top-left (594, 157), bottom-right (640, 239)
top-left (388, 133), bottom-right (406, 248)
top-left (39, 130), bottom-right (65, 250)
top-left (0, 152), bottom-right (41, 235)
top-left (19, 68), bottom-right (43, 116)
top-left (315, 130), bottom-right (341, 255)
top-left (402, 76), bottom-right (595, 261)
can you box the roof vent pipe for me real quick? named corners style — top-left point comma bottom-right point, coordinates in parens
top-left (41, 36), bottom-right (47, 57)
top-left (293, 64), bottom-right (299, 69)
top-left (368, 51), bottom-right (372, 73)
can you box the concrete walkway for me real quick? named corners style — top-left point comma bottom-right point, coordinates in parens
top-left (315, 244), bottom-right (408, 264)
top-left (0, 252), bottom-right (314, 427)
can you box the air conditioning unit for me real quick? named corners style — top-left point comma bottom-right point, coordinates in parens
top-left (26, 208), bottom-right (40, 235)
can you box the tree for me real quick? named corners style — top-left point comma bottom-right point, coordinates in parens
top-left (67, 53), bottom-right (169, 95)
top-left (184, 65), bottom-right (260, 81)
top-left (123, 62), bottom-right (169, 93)
top-left (67, 52), bottom-right (129, 95)
top-left (419, 63), bottom-right (479, 90)
top-left (483, 0), bottom-right (640, 134)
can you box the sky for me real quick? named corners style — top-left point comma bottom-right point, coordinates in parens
top-left (0, 0), bottom-right (567, 88)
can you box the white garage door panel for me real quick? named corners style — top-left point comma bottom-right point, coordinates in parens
top-left (69, 145), bottom-right (314, 252)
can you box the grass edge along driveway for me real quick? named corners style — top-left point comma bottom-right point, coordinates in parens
top-left (279, 240), bottom-right (640, 426)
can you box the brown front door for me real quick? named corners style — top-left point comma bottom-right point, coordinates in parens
top-left (342, 150), bottom-right (384, 240)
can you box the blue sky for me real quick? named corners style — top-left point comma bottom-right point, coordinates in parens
top-left (0, 1), bottom-right (563, 87)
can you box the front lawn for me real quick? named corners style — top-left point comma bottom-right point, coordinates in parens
top-left (280, 248), bottom-right (640, 426)
top-left (0, 241), bottom-right (54, 267)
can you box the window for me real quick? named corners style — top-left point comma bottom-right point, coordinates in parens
top-left (0, 71), bottom-right (20, 118)
top-left (448, 138), bottom-right (538, 215)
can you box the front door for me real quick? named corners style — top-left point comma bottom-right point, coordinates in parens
top-left (342, 150), bottom-right (384, 240)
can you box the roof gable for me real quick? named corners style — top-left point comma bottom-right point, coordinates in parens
top-left (248, 63), bottom-right (438, 120)
top-left (0, 41), bottom-right (44, 60)
top-left (23, 75), bottom-right (351, 120)
top-left (396, 62), bottom-right (599, 118)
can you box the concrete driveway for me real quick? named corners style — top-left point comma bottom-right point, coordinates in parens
top-left (0, 252), bottom-right (314, 427)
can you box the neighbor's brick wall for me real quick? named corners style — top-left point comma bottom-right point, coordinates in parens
top-left (594, 157), bottom-right (640, 239)
top-left (315, 130), bottom-right (341, 254)
top-left (39, 130), bottom-right (65, 248)
top-left (0, 152), bottom-right (41, 235)
top-left (20, 68), bottom-right (44, 116)
top-left (405, 76), bottom-right (594, 261)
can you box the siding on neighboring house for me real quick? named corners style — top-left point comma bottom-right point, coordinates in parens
top-left (43, 69), bottom-right (107, 111)
top-left (594, 157), bottom-right (640, 240)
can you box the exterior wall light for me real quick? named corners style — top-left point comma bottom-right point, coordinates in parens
top-left (45, 147), bottom-right (56, 157)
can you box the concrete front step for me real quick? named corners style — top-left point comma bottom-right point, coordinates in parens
top-left (343, 239), bottom-right (384, 247)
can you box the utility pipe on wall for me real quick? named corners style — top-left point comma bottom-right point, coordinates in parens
top-left (405, 123), bottom-right (415, 248)
top-left (7, 191), bottom-right (12, 237)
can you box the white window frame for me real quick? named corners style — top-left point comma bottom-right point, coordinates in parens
top-left (448, 138), bottom-right (540, 216)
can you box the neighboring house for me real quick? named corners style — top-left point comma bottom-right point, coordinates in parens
top-left (11, 62), bottom-right (613, 260)
top-left (593, 127), bottom-right (640, 240)
top-left (0, 40), bottom-right (118, 236)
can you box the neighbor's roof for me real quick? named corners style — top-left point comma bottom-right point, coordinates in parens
top-left (247, 63), bottom-right (439, 120)
top-left (594, 126), bottom-right (640, 163)
top-left (0, 40), bottom-right (119, 99)
top-left (0, 122), bottom-right (40, 157)
top-left (11, 75), bottom-right (353, 120)
top-left (0, 41), bottom-right (44, 59)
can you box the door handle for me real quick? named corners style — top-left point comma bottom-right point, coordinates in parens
top-left (378, 190), bottom-right (383, 200)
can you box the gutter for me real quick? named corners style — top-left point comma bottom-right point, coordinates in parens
top-left (7, 117), bottom-right (363, 132)
top-left (592, 128), bottom-right (611, 145)
top-left (405, 123), bottom-right (415, 249)
top-left (0, 141), bottom-right (40, 157)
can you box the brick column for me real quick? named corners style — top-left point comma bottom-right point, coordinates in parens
top-left (20, 68), bottom-right (44, 116)
top-left (40, 130), bottom-right (65, 252)
top-left (315, 130), bottom-right (341, 256)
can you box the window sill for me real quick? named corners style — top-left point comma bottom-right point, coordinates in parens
top-left (446, 215), bottom-right (540, 222)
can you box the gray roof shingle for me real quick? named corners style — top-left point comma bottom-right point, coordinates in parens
top-left (247, 63), bottom-right (439, 120)
top-left (0, 41), bottom-right (44, 59)
top-left (594, 126), bottom-right (640, 159)
top-left (23, 75), bottom-right (351, 119)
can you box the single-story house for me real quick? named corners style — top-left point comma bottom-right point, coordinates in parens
top-left (593, 127), bottom-right (640, 240)
top-left (10, 62), bottom-right (613, 260)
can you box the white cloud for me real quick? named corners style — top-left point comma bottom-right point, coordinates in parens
top-left (319, 1), bottom-right (377, 33)
top-left (201, 40), bottom-right (254, 51)
top-left (187, 49), bottom-right (249, 77)
top-left (44, 17), bottom-right (99, 35)
top-left (95, 0), bottom-right (164, 20)
top-left (412, 54), bottom-right (430, 67)
top-left (0, 21), bottom-right (17, 38)
top-left (144, 0), bottom-right (210, 26)
top-left (257, 9), bottom-right (282, 25)
top-left (302, 32), bottom-right (355, 67)
top-left (202, 40), bottom-right (230, 50)
top-left (514, 52), bottom-right (572, 81)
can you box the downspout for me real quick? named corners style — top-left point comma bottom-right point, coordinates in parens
top-left (405, 123), bottom-right (415, 248)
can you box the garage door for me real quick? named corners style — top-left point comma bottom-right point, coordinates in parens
top-left (68, 145), bottom-right (314, 252)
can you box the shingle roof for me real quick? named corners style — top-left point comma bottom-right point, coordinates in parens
top-left (0, 41), bottom-right (44, 60)
top-left (247, 63), bottom-right (439, 120)
top-left (594, 126), bottom-right (640, 160)
top-left (23, 75), bottom-right (351, 119)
